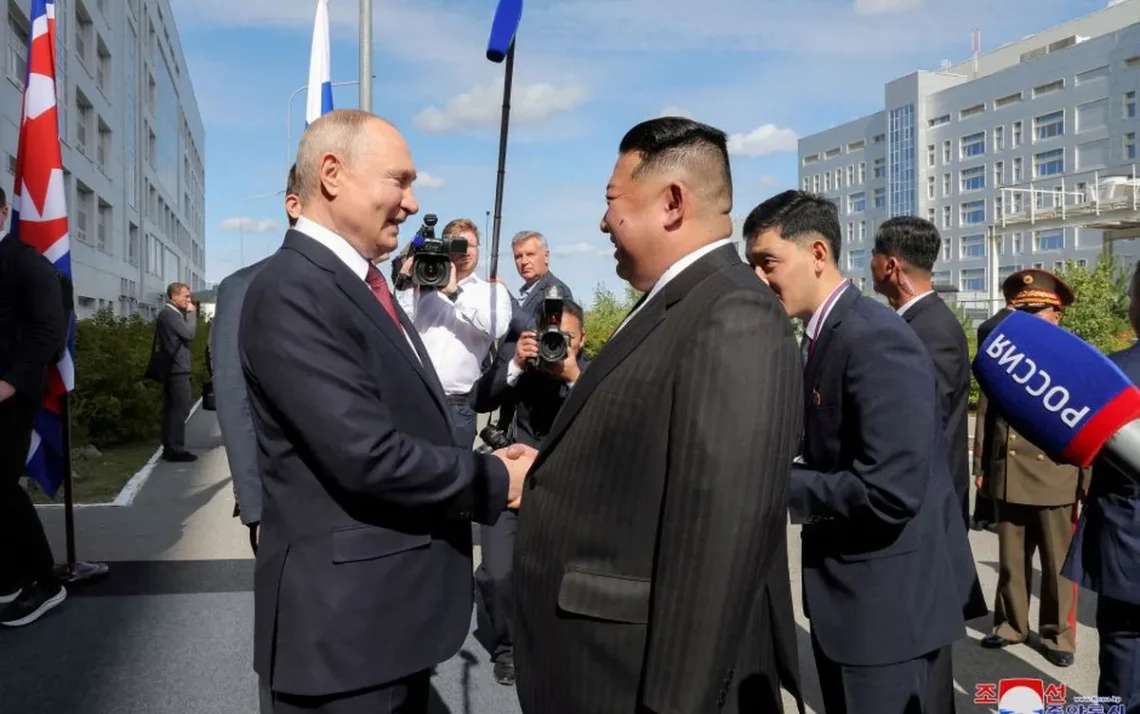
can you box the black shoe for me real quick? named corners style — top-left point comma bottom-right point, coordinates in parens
top-left (0, 580), bottom-right (66, 627)
top-left (162, 450), bottom-right (197, 463)
top-left (981, 633), bottom-right (1015, 649)
top-left (493, 655), bottom-right (516, 686)
top-left (0, 587), bottom-right (20, 605)
top-left (1043, 649), bottom-right (1074, 667)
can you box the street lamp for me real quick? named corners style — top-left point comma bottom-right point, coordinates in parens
top-left (238, 190), bottom-right (286, 268)
top-left (285, 78), bottom-right (373, 170)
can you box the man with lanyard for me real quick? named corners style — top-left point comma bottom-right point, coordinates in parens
top-left (396, 218), bottom-right (513, 447)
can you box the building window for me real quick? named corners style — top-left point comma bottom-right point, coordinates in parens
top-left (943, 173), bottom-right (951, 196)
top-left (933, 270), bottom-right (951, 285)
top-left (927, 207), bottom-right (936, 223)
top-left (802, 177), bottom-right (810, 191)
top-left (998, 264), bottom-right (1023, 282)
top-left (858, 221), bottom-right (866, 242)
top-left (1127, 91), bottom-right (1136, 119)
top-left (943, 140), bottom-right (951, 163)
top-left (846, 165), bottom-right (854, 186)
top-left (75, 182), bottom-right (93, 245)
top-left (874, 187), bottom-right (885, 209)
top-left (942, 204), bottom-right (951, 228)
top-left (848, 249), bottom-right (867, 271)
top-left (873, 157), bottom-right (885, 179)
top-left (824, 172), bottom-right (831, 192)
top-left (1013, 121), bottom-right (1023, 148)
top-left (846, 222), bottom-right (853, 242)
top-left (960, 132), bottom-right (985, 158)
top-left (993, 126), bottom-right (1004, 152)
top-left (1127, 133), bottom-right (1136, 161)
top-left (848, 191), bottom-right (866, 213)
top-left (942, 239), bottom-right (951, 261)
top-left (960, 165), bottom-right (986, 192)
top-left (1035, 229), bottom-right (1064, 251)
top-left (1034, 110), bottom-right (1065, 142)
top-left (960, 234), bottom-right (986, 259)
top-left (835, 168), bottom-right (843, 188)
top-left (960, 200), bottom-right (986, 225)
top-left (7, 11), bottom-right (28, 89)
top-left (1012, 233), bottom-right (1023, 253)
top-left (97, 199), bottom-right (112, 254)
top-left (1013, 157), bottom-right (1023, 182)
top-left (927, 176), bottom-right (935, 199)
top-left (994, 161), bottom-right (1004, 186)
top-left (812, 175), bottom-right (820, 193)
top-left (888, 103), bottom-right (916, 217)
top-left (960, 268), bottom-right (986, 292)
top-left (857, 162), bottom-right (865, 184)
top-left (927, 144), bottom-right (935, 167)
top-left (1034, 149), bottom-right (1064, 177)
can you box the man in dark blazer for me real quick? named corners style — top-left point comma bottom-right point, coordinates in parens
top-left (510, 117), bottom-right (805, 714)
top-left (239, 110), bottom-right (526, 714)
top-left (0, 187), bottom-right (69, 627)
top-left (870, 216), bottom-right (971, 524)
top-left (156, 282), bottom-right (198, 462)
top-left (748, 190), bottom-right (979, 714)
top-left (213, 165), bottom-right (301, 556)
top-left (469, 298), bottom-right (589, 686)
top-left (1063, 259), bottom-right (1140, 709)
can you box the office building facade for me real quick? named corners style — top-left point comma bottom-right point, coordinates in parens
top-left (2, 0), bottom-right (205, 319)
top-left (798, 0), bottom-right (1140, 309)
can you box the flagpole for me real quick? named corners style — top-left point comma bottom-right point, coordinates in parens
top-left (360, 0), bottom-right (372, 112)
top-left (488, 41), bottom-right (515, 282)
top-left (61, 394), bottom-right (75, 569)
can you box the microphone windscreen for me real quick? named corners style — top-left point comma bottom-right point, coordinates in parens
top-left (487, 0), bottom-right (523, 63)
top-left (973, 309), bottom-right (1140, 466)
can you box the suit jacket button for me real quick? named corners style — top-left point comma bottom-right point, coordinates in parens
top-left (1010, 433), bottom-right (1017, 441)
top-left (1036, 454), bottom-right (1044, 461)
top-left (1009, 449), bottom-right (1017, 456)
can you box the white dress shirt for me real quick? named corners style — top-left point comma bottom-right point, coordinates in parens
top-left (612, 238), bottom-right (734, 336)
top-left (294, 215), bottom-right (421, 360)
top-left (396, 272), bottom-right (513, 395)
top-left (895, 290), bottom-right (934, 317)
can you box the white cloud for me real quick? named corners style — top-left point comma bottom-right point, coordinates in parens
top-left (657, 105), bottom-right (695, 119)
top-left (727, 125), bottom-right (800, 157)
top-left (757, 175), bottom-right (784, 188)
top-left (854, 0), bottom-right (920, 14)
top-left (417, 172), bottom-right (445, 189)
top-left (219, 217), bottom-right (281, 233)
top-left (551, 241), bottom-right (608, 257)
top-left (414, 83), bottom-right (588, 133)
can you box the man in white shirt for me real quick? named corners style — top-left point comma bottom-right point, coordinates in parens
top-left (396, 218), bottom-right (512, 447)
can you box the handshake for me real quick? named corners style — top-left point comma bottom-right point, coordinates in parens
top-left (493, 443), bottom-right (537, 510)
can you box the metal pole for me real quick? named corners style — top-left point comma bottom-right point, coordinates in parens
top-left (360, 0), bottom-right (372, 112)
top-left (488, 42), bottom-right (516, 282)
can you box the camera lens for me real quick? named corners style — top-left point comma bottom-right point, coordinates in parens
top-left (539, 331), bottom-right (568, 362)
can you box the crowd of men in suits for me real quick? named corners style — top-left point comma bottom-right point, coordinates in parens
top-left (196, 109), bottom-right (1140, 714)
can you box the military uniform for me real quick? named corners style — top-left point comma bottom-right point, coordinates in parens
top-left (973, 269), bottom-right (1089, 667)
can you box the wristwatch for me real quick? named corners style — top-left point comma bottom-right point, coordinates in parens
top-left (447, 286), bottom-right (463, 302)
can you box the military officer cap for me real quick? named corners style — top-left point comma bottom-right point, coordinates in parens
top-left (1001, 268), bottom-right (1075, 310)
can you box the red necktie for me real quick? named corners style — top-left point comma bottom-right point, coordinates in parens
top-left (365, 265), bottom-right (404, 332)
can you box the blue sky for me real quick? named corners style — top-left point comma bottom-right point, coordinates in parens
top-left (168, 0), bottom-right (1110, 304)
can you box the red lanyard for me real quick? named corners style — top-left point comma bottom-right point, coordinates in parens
top-left (808, 281), bottom-right (848, 360)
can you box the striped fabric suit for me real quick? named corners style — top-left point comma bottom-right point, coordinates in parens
top-left (512, 245), bottom-right (805, 714)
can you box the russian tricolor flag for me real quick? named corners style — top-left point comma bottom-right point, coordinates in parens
top-left (306, 0), bottom-right (333, 124)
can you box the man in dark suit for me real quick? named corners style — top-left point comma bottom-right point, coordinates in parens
top-left (156, 281), bottom-right (198, 462)
top-left (510, 117), bottom-right (804, 714)
top-left (212, 165), bottom-right (301, 556)
top-left (469, 298), bottom-right (589, 686)
top-left (748, 190), bottom-right (978, 714)
top-left (870, 216), bottom-right (971, 524)
top-left (239, 109), bottom-right (527, 714)
top-left (1063, 259), bottom-right (1140, 709)
top-left (0, 187), bottom-right (69, 627)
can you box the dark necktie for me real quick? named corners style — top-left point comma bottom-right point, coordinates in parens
top-left (365, 265), bottom-right (404, 332)
top-left (800, 334), bottom-right (812, 367)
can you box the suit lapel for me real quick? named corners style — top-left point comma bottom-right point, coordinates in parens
top-left (803, 283), bottom-right (858, 390)
top-left (285, 232), bottom-right (452, 423)
top-left (535, 244), bottom-right (739, 465)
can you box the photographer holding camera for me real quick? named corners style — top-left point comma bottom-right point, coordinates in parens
top-left (394, 217), bottom-right (512, 447)
top-left (469, 289), bottom-right (588, 687)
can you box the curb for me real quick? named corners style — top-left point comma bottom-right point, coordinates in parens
top-left (35, 397), bottom-right (204, 510)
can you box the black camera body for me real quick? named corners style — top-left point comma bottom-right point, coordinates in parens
top-left (409, 214), bottom-right (467, 289)
top-left (475, 425), bottom-right (512, 454)
top-left (528, 285), bottom-right (570, 368)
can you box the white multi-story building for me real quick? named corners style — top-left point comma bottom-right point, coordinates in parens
top-left (1, 0), bottom-right (205, 320)
top-left (798, 0), bottom-right (1140, 312)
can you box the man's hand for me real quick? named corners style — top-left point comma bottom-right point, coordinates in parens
top-left (513, 331), bottom-right (539, 368)
top-left (975, 473), bottom-right (985, 492)
top-left (186, 301), bottom-right (196, 313)
top-left (0, 380), bottom-right (14, 403)
top-left (494, 443), bottom-right (538, 509)
top-left (399, 256), bottom-right (414, 277)
top-left (441, 263), bottom-right (459, 296)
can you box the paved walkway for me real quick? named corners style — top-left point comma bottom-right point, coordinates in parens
top-left (0, 410), bottom-right (1100, 713)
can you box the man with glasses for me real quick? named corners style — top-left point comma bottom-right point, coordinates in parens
top-left (396, 218), bottom-right (513, 447)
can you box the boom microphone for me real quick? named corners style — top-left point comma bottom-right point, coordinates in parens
top-left (486, 0), bottom-right (523, 62)
top-left (972, 309), bottom-right (1140, 480)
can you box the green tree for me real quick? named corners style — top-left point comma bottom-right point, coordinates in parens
top-left (582, 283), bottom-right (642, 359)
top-left (1057, 254), bottom-right (1132, 354)
top-left (950, 301), bottom-right (981, 410)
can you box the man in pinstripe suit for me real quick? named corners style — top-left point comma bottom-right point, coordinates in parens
top-left (510, 117), bottom-right (805, 714)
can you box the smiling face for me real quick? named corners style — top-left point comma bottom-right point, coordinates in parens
top-left (600, 151), bottom-right (660, 290)
top-left (747, 228), bottom-right (831, 321)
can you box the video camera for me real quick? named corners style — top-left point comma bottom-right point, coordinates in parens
top-left (408, 214), bottom-right (467, 289)
top-left (474, 425), bottom-right (512, 454)
top-left (528, 285), bottom-right (570, 368)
